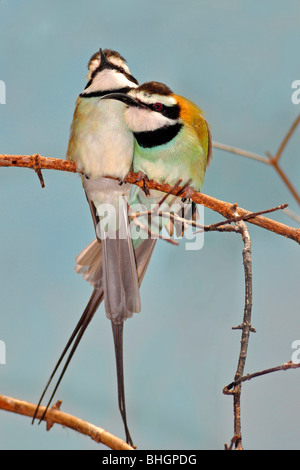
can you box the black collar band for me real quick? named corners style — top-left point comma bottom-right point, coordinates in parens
top-left (80, 86), bottom-right (132, 99)
top-left (134, 122), bottom-right (182, 148)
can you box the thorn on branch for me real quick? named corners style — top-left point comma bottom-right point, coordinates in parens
top-left (45, 400), bottom-right (62, 431)
top-left (35, 168), bottom-right (45, 188)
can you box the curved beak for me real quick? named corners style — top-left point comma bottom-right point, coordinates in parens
top-left (101, 92), bottom-right (147, 109)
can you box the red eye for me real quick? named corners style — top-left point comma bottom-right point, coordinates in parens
top-left (153, 102), bottom-right (162, 111)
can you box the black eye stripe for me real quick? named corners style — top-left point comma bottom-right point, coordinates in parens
top-left (140, 100), bottom-right (180, 120)
top-left (150, 103), bottom-right (180, 120)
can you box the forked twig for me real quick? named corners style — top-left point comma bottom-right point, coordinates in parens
top-left (214, 114), bottom-right (300, 206)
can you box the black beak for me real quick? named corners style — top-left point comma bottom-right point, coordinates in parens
top-left (101, 92), bottom-right (147, 109)
top-left (98, 48), bottom-right (113, 71)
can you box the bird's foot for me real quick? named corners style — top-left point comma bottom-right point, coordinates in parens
top-left (180, 185), bottom-right (195, 203)
top-left (134, 171), bottom-right (150, 196)
top-left (119, 179), bottom-right (126, 186)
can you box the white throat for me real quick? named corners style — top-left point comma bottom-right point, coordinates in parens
top-left (85, 69), bottom-right (137, 94)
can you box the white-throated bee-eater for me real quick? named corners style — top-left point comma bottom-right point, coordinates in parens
top-left (102, 81), bottom-right (212, 239)
top-left (32, 49), bottom-right (153, 446)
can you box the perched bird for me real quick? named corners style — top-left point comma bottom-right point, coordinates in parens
top-left (32, 49), bottom-right (154, 446)
top-left (101, 81), bottom-right (212, 239)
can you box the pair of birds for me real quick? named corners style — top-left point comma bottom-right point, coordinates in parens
top-left (33, 48), bottom-right (212, 446)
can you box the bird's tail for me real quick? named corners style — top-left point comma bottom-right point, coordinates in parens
top-left (100, 195), bottom-right (141, 323)
top-left (75, 237), bottom-right (156, 288)
top-left (74, 236), bottom-right (156, 446)
top-left (32, 288), bottom-right (103, 424)
top-left (111, 321), bottom-right (133, 446)
top-left (35, 185), bottom-right (156, 443)
top-left (75, 238), bottom-right (103, 288)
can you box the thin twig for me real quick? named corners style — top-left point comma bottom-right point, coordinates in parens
top-left (0, 394), bottom-right (134, 450)
top-left (272, 114), bottom-right (300, 163)
top-left (129, 210), bottom-right (179, 245)
top-left (266, 151), bottom-right (300, 205)
top-left (212, 141), bottom-right (270, 164)
top-left (201, 203), bottom-right (288, 233)
top-left (223, 210), bottom-right (253, 451)
top-left (133, 203), bottom-right (288, 236)
top-left (214, 115), bottom-right (300, 206)
top-left (224, 361), bottom-right (300, 391)
top-left (283, 207), bottom-right (300, 224)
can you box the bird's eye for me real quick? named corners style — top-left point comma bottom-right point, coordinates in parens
top-left (153, 102), bottom-right (162, 111)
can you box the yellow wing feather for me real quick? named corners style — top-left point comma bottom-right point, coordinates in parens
top-left (174, 94), bottom-right (212, 165)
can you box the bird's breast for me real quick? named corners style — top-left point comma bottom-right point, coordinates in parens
top-left (133, 126), bottom-right (207, 191)
top-left (67, 98), bottom-right (134, 180)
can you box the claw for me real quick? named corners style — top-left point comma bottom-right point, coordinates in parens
top-left (180, 185), bottom-right (194, 203)
top-left (134, 171), bottom-right (150, 196)
top-left (119, 178), bottom-right (127, 186)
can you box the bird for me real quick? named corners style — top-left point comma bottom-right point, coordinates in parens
top-left (32, 49), bottom-right (155, 447)
top-left (101, 81), bottom-right (212, 240)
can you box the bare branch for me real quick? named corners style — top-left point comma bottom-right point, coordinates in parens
top-left (224, 361), bottom-right (300, 391)
top-left (283, 207), bottom-right (300, 224)
top-left (212, 141), bottom-right (270, 164)
top-left (223, 210), bottom-right (254, 451)
top-left (0, 394), bottom-right (134, 450)
top-left (271, 114), bottom-right (300, 164)
top-left (1, 154), bottom-right (299, 244)
top-left (214, 115), bottom-right (300, 206)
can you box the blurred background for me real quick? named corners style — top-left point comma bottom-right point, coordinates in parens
top-left (0, 0), bottom-right (299, 450)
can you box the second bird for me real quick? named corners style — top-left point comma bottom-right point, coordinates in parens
top-left (102, 81), bottom-right (212, 240)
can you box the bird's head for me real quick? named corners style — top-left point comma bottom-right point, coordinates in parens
top-left (81, 48), bottom-right (138, 97)
top-left (101, 80), bottom-right (212, 159)
top-left (101, 81), bottom-right (181, 132)
top-left (86, 49), bottom-right (131, 81)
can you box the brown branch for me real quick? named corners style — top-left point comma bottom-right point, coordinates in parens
top-left (224, 361), bottom-right (300, 391)
top-left (214, 115), bottom-right (300, 206)
top-left (212, 141), bottom-right (270, 164)
top-left (266, 152), bottom-right (300, 205)
top-left (223, 210), bottom-right (253, 451)
top-left (271, 114), bottom-right (300, 163)
top-left (1, 154), bottom-right (299, 244)
top-left (0, 394), bottom-right (134, 450)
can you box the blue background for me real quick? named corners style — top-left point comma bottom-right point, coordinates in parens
top-left (0, 0), bottom-right (299, 450)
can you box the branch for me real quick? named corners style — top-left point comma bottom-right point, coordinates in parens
top-left (1, 154), bottom-right (299, 244)
top-left (212, 141), bottom-right (270, 164)
top-left (271, 114), bottom-right (300, 164)
top-left (0, 394), bottom-right (134, 450)
top-left (213, 114), bottom-right (300, 206)
top-left (223, 209), bottom-right (254, 451)
top-left (224, 361), bottom-right (300, 390)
